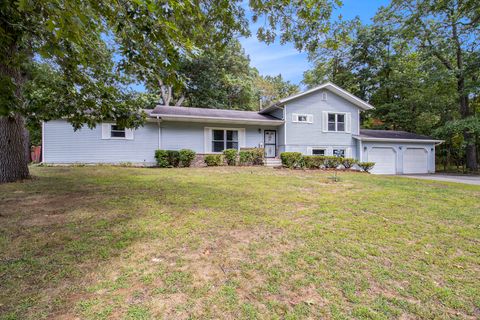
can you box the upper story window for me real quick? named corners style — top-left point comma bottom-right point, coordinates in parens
top-left (212, 129), bottom-right (238, 152)
top-left (292, 113), bottom-right (313, 123)
top-left (328, 113), bottom-right (345, 132)
top-left (110, 125), bottom-right (126, 138)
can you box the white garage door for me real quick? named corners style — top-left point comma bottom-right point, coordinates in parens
top-left (368, 147), bottom-right (396, 174)
top-left (403, 148), bottom-right (428, 174)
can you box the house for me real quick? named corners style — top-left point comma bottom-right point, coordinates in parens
top-left (42, 82), bottom-right (443, 174)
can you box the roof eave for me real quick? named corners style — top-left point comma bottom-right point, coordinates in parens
top-left (149, 114), bottom-right (284, 125)
top-left (353, 136), bottom-right (444, 144)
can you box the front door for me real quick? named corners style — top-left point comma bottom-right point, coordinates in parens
top-left (264, 130), bottom-right (276, 158)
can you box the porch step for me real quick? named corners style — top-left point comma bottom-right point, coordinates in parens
top-left (264, 158), bottom-right (282, 167)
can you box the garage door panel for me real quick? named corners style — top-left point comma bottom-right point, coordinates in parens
top-left (368, 147), bottom-right (396, 174)
top-left (403, 148), bottom-right (428, 174)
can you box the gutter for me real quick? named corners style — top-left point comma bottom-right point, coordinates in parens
top-left (148, 114), bottom-right (284, 125)
top-left (353, 136), bottom-right (444, 144)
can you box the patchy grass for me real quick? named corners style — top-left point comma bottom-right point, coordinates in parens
top-left (0, 166), bottom-right (479, 319)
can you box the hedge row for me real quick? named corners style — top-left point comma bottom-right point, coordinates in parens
top-left (155, 149), bottom-right (196, 167)
top-left (280, 152), bottom-right (375, 172)
top-left (205, 148), bottom-right (264, 167)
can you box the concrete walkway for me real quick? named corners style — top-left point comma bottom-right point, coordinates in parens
top-left (403, 174), bottom-right (480, 186)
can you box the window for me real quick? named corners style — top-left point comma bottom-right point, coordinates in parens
top-left (212, 129), bottom-right (238, 152)
top-left (292, 113), bottom-right (313, 123)
top-left (333, 149), bottom-right (345, 157)
top-left (110, 125), bottom-right (126, 138)
top-left (328, 113), bottom-right (345, 132)
top-left (312, 149), bottom-right (325, 156)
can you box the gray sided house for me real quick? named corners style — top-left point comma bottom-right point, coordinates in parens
top-left (43, 82), bottom-right (442, 174)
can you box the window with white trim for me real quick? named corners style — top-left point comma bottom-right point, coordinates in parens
top-left (292, 113), bottom-right (313, 123)
top-left (333, 149), bottom-right (345, 157)
top-left (110, 125), bottom-right (126, 138)
top-left (312, 148), bottom-right (326, 156)
top-left (328, 113), bottom-right (345, 132)
top-left (212, 129), bottom-right (238, 152)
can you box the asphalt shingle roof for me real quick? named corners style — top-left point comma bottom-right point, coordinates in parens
top-left (358, 129), bottom-right (437, 140)
top-left (149, 106), bottom-right (282, 121)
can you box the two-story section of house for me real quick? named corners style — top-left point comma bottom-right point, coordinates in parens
top-left (43, 82), bottom-right (442, 174)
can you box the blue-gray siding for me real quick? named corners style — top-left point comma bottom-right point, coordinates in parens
top-left (282, 89), bottom-right (359, 156)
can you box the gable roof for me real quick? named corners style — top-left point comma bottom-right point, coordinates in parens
top-left (148, 106), bottom-right (283, 125)
top-left (259, 82), bottom-right (374, 114)
top-left (354, 129), bottom-right (443, 143)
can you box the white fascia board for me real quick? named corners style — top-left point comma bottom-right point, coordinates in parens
top-left (353, 136), bottom-right (444, 144)
top-left (148, 115), bottom-right (284, 126)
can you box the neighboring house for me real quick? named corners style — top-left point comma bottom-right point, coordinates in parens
top-left (43, 82), bottom-right (443, 174)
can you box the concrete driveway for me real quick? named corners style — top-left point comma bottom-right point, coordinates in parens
top-left (403, 174), bottom-right (480, 185)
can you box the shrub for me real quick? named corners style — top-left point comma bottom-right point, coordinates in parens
top-left (166, 150), bottom-right (180, 167)
top-left (223, 149), bottom-right (238, 166)
top-left (280, 152), bottom-right (304, 169)
top-left (155, 150), bottom-right (170, 168)
top-left (204, 154), bottom-right (223, 166)
top-left (303, 156), bottom-right (325, 169)
top-left (341, 158), bottom-right (357, 169)
top-left (239, 150), bottom-right (254, 166)
top-left (179, 149), bottom-right (196, 167)
top-left (251, 148), bottom-right (264, 165)
top-left (358, 162), bottom-right (375, 173)
top-left (324, 156), bottom-right (341, 169)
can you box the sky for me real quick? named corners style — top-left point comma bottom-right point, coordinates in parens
top-left (239, 0), bottom-right (390, 86)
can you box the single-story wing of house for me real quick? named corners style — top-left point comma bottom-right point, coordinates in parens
top-left (42, 82), bottom-right (443, 174)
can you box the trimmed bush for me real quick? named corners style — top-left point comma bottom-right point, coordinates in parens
top-left (204, 154), bottom-right (223, 166)
top-left (179, 149), bottom-right (196, 167)
top-left (341, 158), bottom-right (357, 169)
top-left (358, 162), bottom-right (375, 173)
top-left (166, 150), bottom-right (180, 167)
top-left (280, 152), bottom-right (304, 169)
top-left (223, 149), bottom-right (238, 166)
top-left (324, 156), bottom-right (341, 169)
top-left (155, 150), bottom-right (170, 168)
top-left (239, 150), bottom-right (254, 166)
top-left (304, 156), bottom-right (325, 169)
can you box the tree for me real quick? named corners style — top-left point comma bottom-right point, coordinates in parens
top-left (0, 0), bottom-right (248, 183)
top-left (255, 74), bottom-right (299, 107)
top-left (380, 0), bottom-right (480, 170)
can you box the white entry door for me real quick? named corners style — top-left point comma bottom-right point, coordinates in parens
top-left (368, 147), bottom-right (397, 174)
top-left (264, 130), bottom-right (276, 158)
top-left (403, 148), bottom-right (428, 174)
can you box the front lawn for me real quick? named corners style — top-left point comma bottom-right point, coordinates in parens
top-left (0, 166), bottom-right (479, 319)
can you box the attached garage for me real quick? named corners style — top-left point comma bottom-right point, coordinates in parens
top-left (354, 130), bottom-right (443, 175)
top-left (368, 147), bottom-right (396, 174)
top-left (403, 148), bottom-right (428, 174)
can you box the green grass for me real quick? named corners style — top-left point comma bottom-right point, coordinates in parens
top-left (0, 166), bottom-right (479, 319)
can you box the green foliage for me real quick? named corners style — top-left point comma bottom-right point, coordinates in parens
top-left (179, 149), bottom-right (196, 167)
top-left (358, 162), bottom-right (375, 173)
top-left (166, 151), bottom-right (180, 168)
top-left (280, 152), bottom-right (304, 169)
top-left (341, 158), bottom-right (357, 169)
top-left (155, 150), bottom-right (185, 168)
top-left (303, 156), bottom-right (325, 169)
top-left (323, 156), bottom-right (341, 169)
top-left (155, 150), bottom-right (169, 168)
top-left (239, 151), bottom-right (254, 166)
top-left (238, 148), bottom-right (264, 166)
top-left (204, 154), bottom-right (223, 166)
top-left (223, 149), bottom-right (238, 166)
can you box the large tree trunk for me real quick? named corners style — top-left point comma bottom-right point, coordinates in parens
top-left (457, 78), bottom-right (478, 171)
top-left (0, 114), bottom-right (30, 183)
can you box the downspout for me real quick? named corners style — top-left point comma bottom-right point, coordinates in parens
top-left (156, 115), bottom-right (162, 149)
